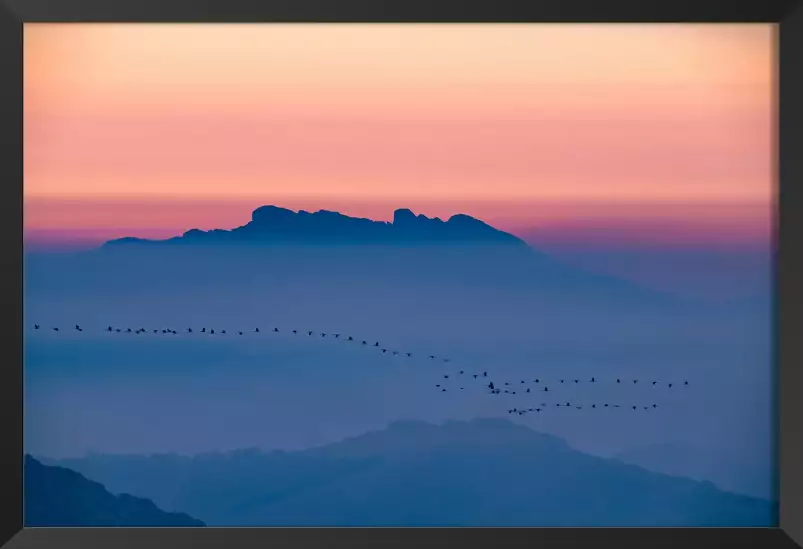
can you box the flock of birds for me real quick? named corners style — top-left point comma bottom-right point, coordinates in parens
top-left (31, 322), bottom-right (692, 418)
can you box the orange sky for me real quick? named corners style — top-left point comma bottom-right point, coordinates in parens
top-left (23, 24), bottom-right (776, 248)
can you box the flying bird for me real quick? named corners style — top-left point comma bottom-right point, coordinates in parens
top-left (34, 325), bottom-right (40, 330)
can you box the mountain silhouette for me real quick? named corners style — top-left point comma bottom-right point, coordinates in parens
top-left (41, 419), bottom-right (776, 527)
top-left (613, 442), bottom-right (776, 501)
top-left (103, 206), bottom-right (528, 248)
top-left (24, 455), bottom-right (205, 527)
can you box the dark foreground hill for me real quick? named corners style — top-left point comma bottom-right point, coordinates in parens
top-left (42, 419), bottom-right (776, 527)
top-left (24, 455), bottom-right (205, 527)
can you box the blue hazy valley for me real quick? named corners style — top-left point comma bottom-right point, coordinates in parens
top-left (23, 206), bottom-right (775, 525)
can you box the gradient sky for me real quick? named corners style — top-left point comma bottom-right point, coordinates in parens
top-left (24, 23), bottom-right (775, 252)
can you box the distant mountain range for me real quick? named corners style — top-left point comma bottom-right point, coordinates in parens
top-left (103, 206), bottom-right (528, 248)
top-left (24, 455), bottom-right (205, 527)
top-left (55, 205), bottom-right (687, 313)
top-left (39, 419), bottom-right (776, 527)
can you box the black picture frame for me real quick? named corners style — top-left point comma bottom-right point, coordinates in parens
top-left (2, 1), bottom-right (802, 548)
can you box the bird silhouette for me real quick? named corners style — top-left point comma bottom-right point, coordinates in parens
top-left (187, 328), bottom-right (193, 333)
top-left (591, 404), bottom-right (596, 408)
top-left (652, 404), bottom-right (658, 408)
top-left (684, 381), bottom-right (690, 385)
top-left (238, 331), bottom-right (243, 336)
top-left (429, 355), bottom-right (436, 360)
top-left (526, 388), bottom-right (531, 393)
top-left (274, 328), bottom-right (280, 333)
top-left (488, 382), bottom-right (495, 390)
top-left (75, 324), bottom-right (81, 331)
top-left (460, 370), bottom-right (465, 375)
top-left (201, 328), bottom-right (206, 333)
top-left (221, 330), bottom-right (226, 334)
top-left (407, 353), bottom-right (413, 357)
top-left (543, 387), bottom-right (549, 392)
top-left (393, 351), bottom-right (399, 356)
top-left (106, 326), bottom-right (112, 332)
top-left (560, 380), bottom-right (565, 384)
top-left (483, 372), bottom-right (488, 377)
top-left (210, 329), bottom-right (215, 335)
top-left (473, 374), bottom-right (478, 379)
top-left (255, 328), bottom-right (260, 333)
top-left (334, 333), bottom-right (340, 338)
top-left (444, 375), bottom-right (449, 379)
top-left (374, 342), bottom-right (379, 347)
top-left (442, 389), bottom-right (447, 392)
top-left (668, 383), bottom-right (673, 388)
top-left (632, 406), bottom-right (638, 410)
top-left (652, 381), bottom-right (658, 386)
top-left (633, 379), bottom-right (638, 384)
top-left (321, 332), bottom-right (326, 337)
top-left (52, 327), bottom-right (59, 332)
top-left (590, 377), bottom-right (596, 383)
top-left (381, 349), bottom-right (388, 354)
top-left (127, 328), bottom-right (132, 333)
top-left (573, 379), bottom-right (579, 384)
top-left (307, 331), bottom-right (313, 336)
top-left (361, 340), bottom-right (367, 345)
top-left (534, 379), bottom-right (539, 383)
top-left (616, 378), bottom-right (621, 383)
top-left (444, 359), bottom-right (451, 363)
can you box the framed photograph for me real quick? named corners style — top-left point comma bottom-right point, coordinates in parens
top-left (2, 1), bottom-right (802, 549)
